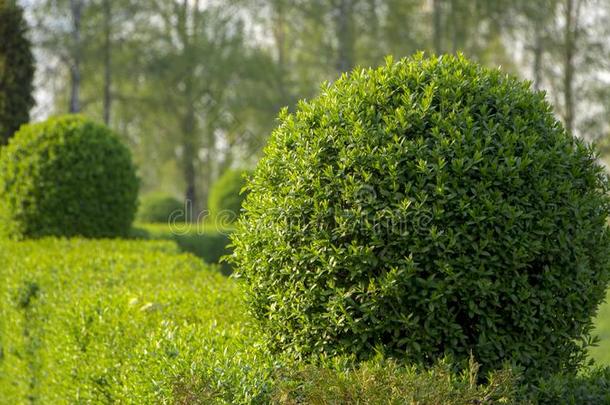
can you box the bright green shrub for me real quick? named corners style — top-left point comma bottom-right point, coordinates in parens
top-left (0, 239), bottom-right (272, 403)
top-left (208, 169), bottom-right (251, 221)
top-left (230, 54), bottom-right (610, 378)
top-left (0, 0), bottom-right (34, 145)
top-left (137, 192), bottom-right (184, 223)
top-left (272, 356), bottom-right (518, 405)
top-left (0, 115), bottom-right (139, 238)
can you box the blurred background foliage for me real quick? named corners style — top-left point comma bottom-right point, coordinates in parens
top-left (13, 0), bottom-right (610, 212)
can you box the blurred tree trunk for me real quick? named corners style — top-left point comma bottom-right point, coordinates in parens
top-left (518, 2), bottom-right (558, 92)
top-left (182, 103), bottom-right (197, 220)
top-left (334, 0), bottom-right (354, 73)
top-left (532, 21), bottom-right (543, 90)
top-left (432, 0), bottom-right (442, 53)
top-left (178, 0), bottom-right (199, 219)
top-left (69, 0), bottom-right (83, 113)
top-left (563, 0), bottom-right (578, 134)
top-left (366, 0), bottom-right (380, 59)
top-left (450, 0), bottom-right (458, 52)
top-left (102, 0), bottom-right (111, 124)
top-left (271, 0), bottom-right (288, 102)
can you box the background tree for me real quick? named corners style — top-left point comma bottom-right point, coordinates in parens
top-left (136, 0), bottom-right (252, 216)
top-left (0, 0), bottom-right (34, 145)
top-left (21, 0), bottom-right (610, 209)
top-left (511, 0), bottom-right (610, 139)
top-left (31, 0), bottom-right (91, 114)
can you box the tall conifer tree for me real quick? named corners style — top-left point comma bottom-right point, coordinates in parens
top-left (0, 0), bottom-right (34, 145)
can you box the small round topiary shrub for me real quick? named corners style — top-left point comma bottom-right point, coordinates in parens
top-left (137, 193), bottom-right (184, 223)
top-left (0, 115), bottom-right (139, 238)
top-left (208, 169), bottom-right (251, 221)
top-left (230, 54), bottom-right (610, 378)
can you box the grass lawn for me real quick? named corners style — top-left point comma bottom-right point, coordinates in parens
top-left (591, 289), bottom-right (610, 365)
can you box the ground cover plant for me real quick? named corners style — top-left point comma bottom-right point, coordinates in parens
top-left (0, 115), bottom-right (139, 238)
top-left (230, 54), bottom-right (610, 379)
top-left (271, 356), bottom-right (519, 405)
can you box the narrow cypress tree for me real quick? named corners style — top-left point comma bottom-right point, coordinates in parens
top-left (0, 0), bottom-right (34, 145)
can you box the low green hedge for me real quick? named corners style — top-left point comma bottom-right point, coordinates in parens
top-left (271, 356), bottom-right (519, 404)
top-left (0, 238), bottom-right (270, 403)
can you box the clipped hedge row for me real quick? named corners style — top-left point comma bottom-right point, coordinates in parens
top-left (0, 239), bottom-right (270, 403)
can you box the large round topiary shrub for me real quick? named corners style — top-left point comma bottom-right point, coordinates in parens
top-left (230, 54), bottom-right (610, 378)
top-left (208, 169), bottom-right (251, 221)
top-left (137, 193), bottom-right (184, 223)
top-left (0, 115), bottom-right (139, 238)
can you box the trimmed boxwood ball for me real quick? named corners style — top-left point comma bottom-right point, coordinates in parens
top-left (208, 169), bottom-right (251, 221)
top-left (230, 54), bottom-right (610, 378)
top-left (137, 193), bottom-right (184, 223)
top-left (0, 115), bottom-right (139, 238)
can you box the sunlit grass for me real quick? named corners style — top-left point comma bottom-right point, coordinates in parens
top-left (591, 289), bottom-right (610, 365)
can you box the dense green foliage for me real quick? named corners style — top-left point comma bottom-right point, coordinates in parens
top-left (208, 169), bottom-right (251, 222)
top-left (132, 223), bottom-right (233, 274)
top-left (137, 193), bottom-right (184, 223)
top-left (0, 115), bottom-right (139, 238)
top-left (1, 238), bottom-right (609, 403)
top-left (0, 239), bottom-right (272, 403)
top-left (520, 366), bottom-right (610, 404)
top-left (231, 54), bottom-right (610, 378)
top-left (0, 0), bottom-right (34, 145)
